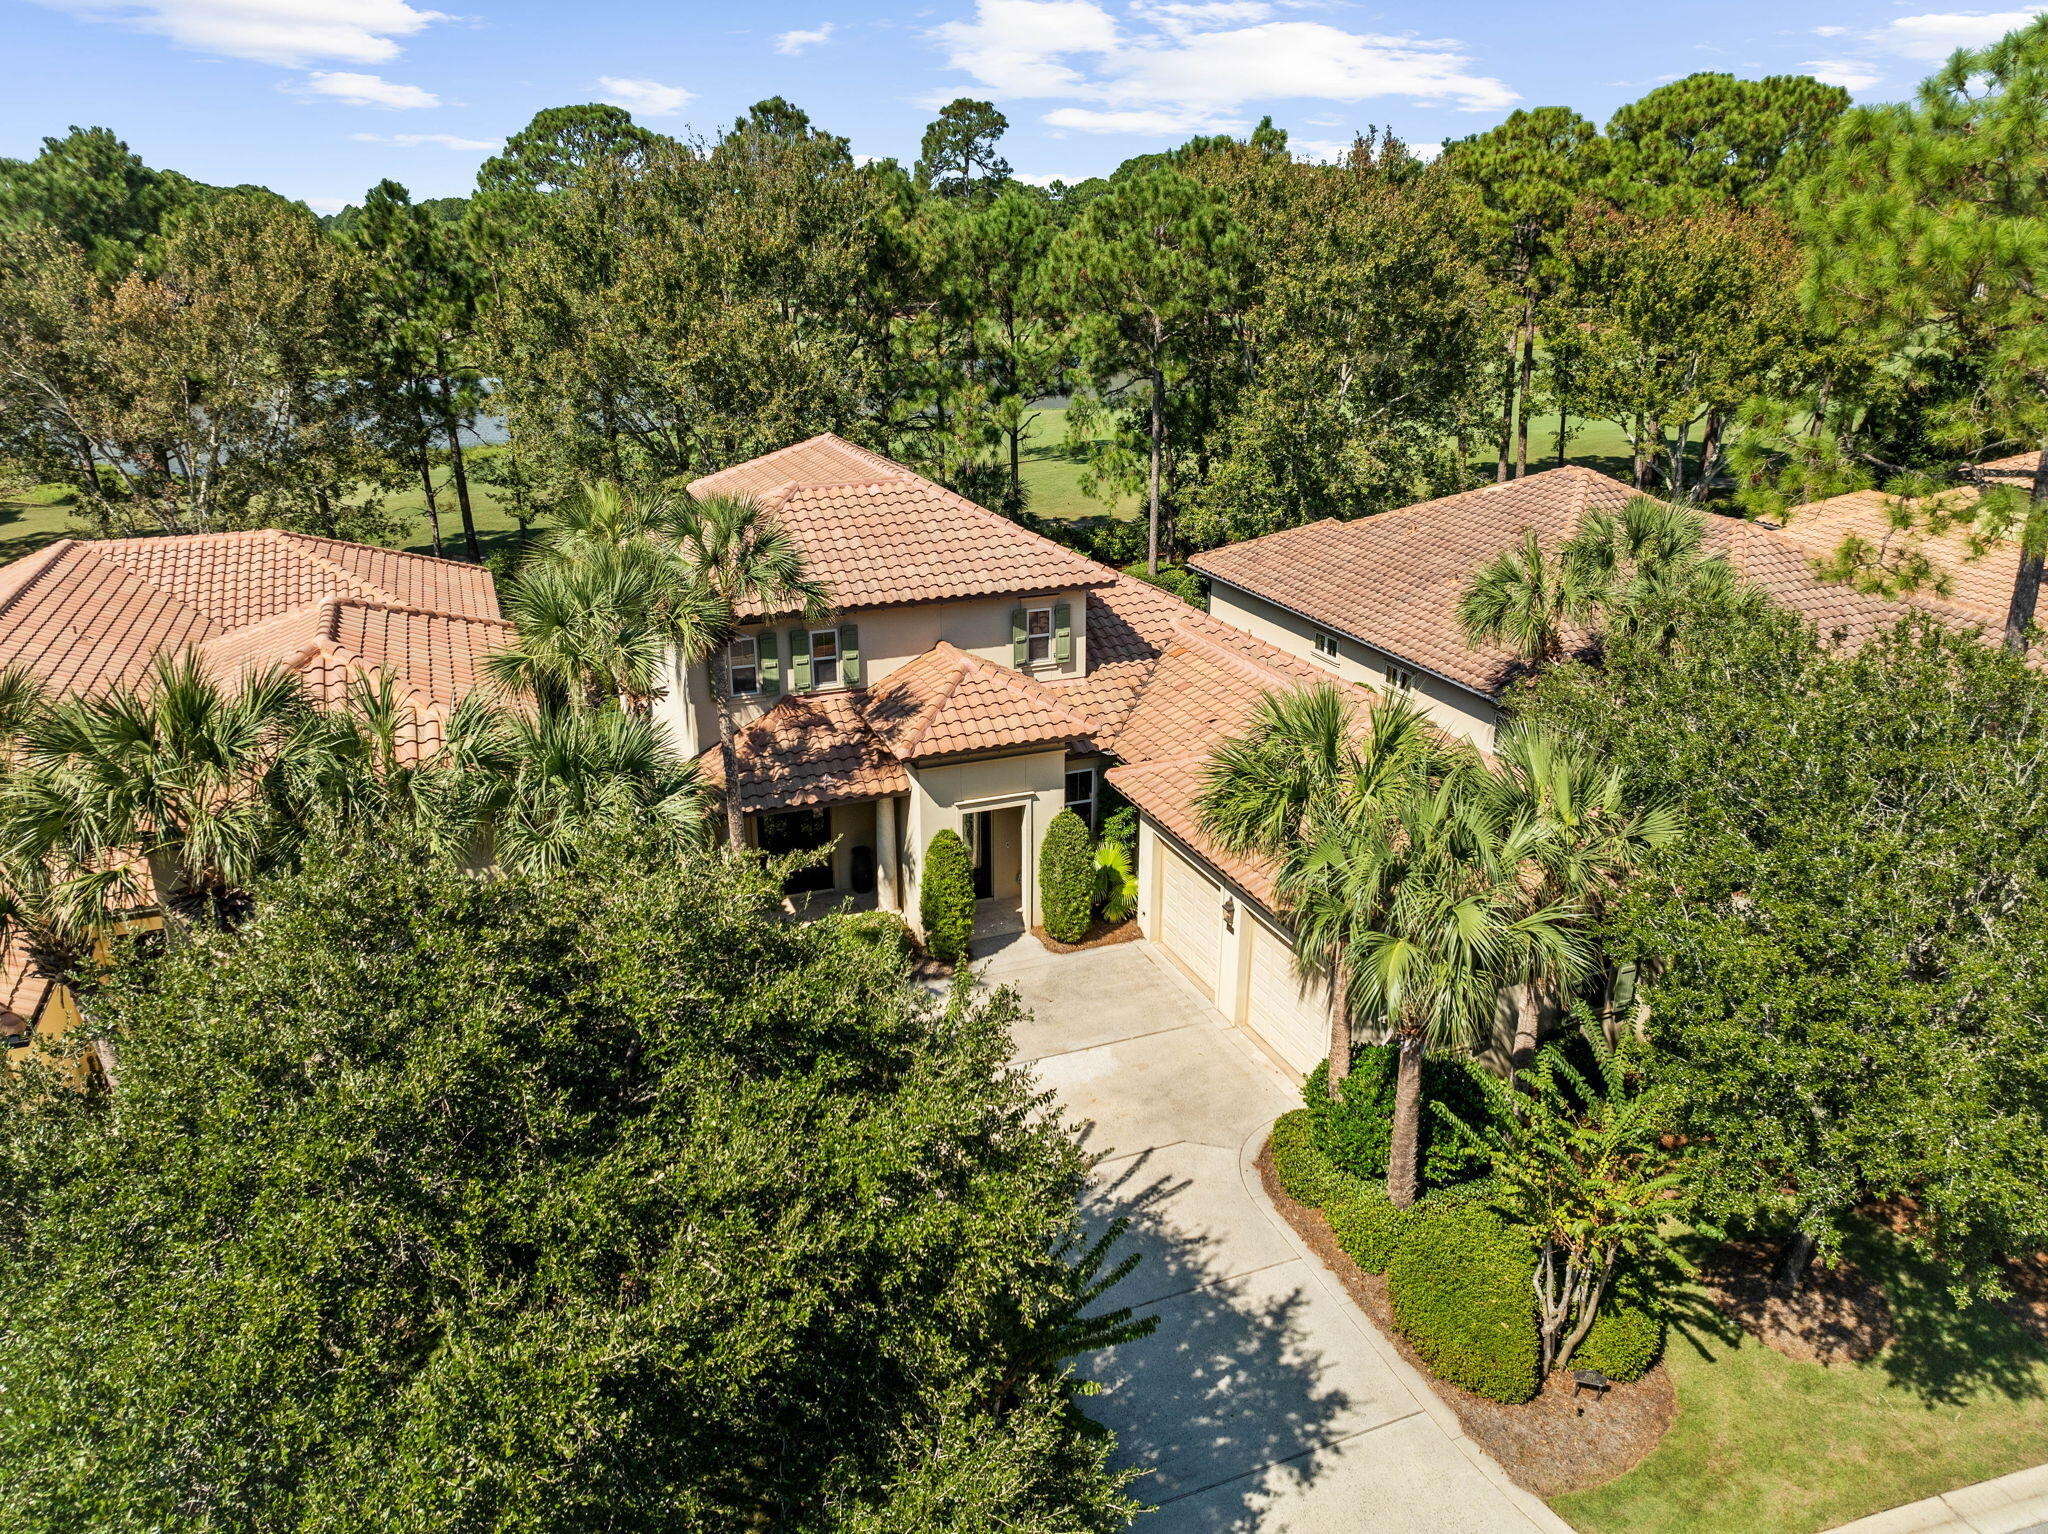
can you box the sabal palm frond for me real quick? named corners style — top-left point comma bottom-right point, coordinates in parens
top-left (1458, 530), bottom-right (1600, 664)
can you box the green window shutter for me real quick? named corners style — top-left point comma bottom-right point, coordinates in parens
top-left (756, 630), bottom-right (780, 697)
top-left (839, 623), bottom-right (861, 686)
top-left (1010, 606), bottom-right (1028, 668)
top-left (789, 627), bottom-right (811, 692)
top-left (1053, 601), bottom-right (1072, 663)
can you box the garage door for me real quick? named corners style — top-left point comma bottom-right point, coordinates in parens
top-left (1158, 840), bottom-right (1224, 998)
top-left (1243, 915), bottom-right (1331, 1077)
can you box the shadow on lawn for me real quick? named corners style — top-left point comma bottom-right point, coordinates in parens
top-left (1064, 1127), bottom-right (1356, 1533)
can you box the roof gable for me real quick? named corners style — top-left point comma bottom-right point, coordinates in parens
top-left (862, 641), bottom-right (1098, 761)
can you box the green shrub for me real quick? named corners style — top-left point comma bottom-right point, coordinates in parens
top-left (1306, 1051), bottom-right (1496, 1190)
top-left (1388, 1203), bottom-right (1540, 1404)
top-left (919, 829), bottom-right (976, 965)
top-left (1575, 1280), bottom-right (1665, 1383)
top-left (1269, 1110), bottom-right (1353, 1208)
top-left (836, 909), bottom-right (915, 966)
top-left (1039, 809), bottom-right (1096, 942)
top-left (1121, 559), bottom-right (1205, 605)
top-left (1099, 802), bottom-right (1137, 853)
top-left (1325, 1183), bottom-right (1408, 1273)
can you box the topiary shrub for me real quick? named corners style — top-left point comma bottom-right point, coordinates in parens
top-left (1306, 1051), bottom-right (1496, 1191)
top-left (1038, 809), bottom-right (1096, 942)
top-left (1575, 1280), bottom-right (1665, 1384)
top-left (1387, 1203), bottom-right (1540, 1404)
top-left (919, 830), bottom-right (976, 965)
top-left (1325, 1183), bottom-right (1408, 1274)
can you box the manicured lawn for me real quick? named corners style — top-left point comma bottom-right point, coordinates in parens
top-left (0, 482), bottom-right (82, 564)
top-left (1018, 403), bottom-right (1133, 521)
top-left (1554, 1226), bottom-right (2048, 1534)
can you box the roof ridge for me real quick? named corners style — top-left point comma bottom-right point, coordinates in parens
top-left (952, 645), bottom-right (1099, 734)
top-left (281, 530), bottom-right (496, 576)
top-left (277, 535), bottom-right (403, 609)
top-left (323, 595), bottom-right (516, 630)
top-left (0, 539), bottom-right (82, 626)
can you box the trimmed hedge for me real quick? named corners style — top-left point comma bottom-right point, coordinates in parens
top-left (919, 830), bottom-right (976, 966)
top-left (1387, 1203), bottom-right (1541, 1404)
top-left (1039, 809), bottom-right (1096, 942)
top-left (1271, 1112), bottom-right (1494, 1276)
top-left (1270, 1110), bottom-right (1353, 1208)
top-left (1306, 1051), bottom-right (1496, 1191)
top-left (1576, 1280), bottom-right (1665, 1383)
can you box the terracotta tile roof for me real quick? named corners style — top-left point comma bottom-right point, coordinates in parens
top-left (0, 531), bottom-right (502, 700)
top-left (696, 689), bottom-right (909, 813)
top-left (1190, 466), bottom-right (1997, 698)
top-left (687, 431), bottom-right (914, 500)
top-left (736, 476), bottom-right (1113, 617)
top-left (863, 642), bottom-right (1100, 762)
top-left (1, 943), bottom-right (50, 1044)
top-left (1770, 452), bottom-right (2040, 629)
top-left (1108, 754), bottom-right (1284, 911)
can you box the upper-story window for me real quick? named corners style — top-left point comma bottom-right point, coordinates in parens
top-left (1064, 767), bottom-right (1096, 829)
top-left (1312, 629), bottom-right (1340, 662)
top-left (1026, 606), bottom-right (1054, 665)
top-left (1386, 661), bottom-right (1416, 692)
top-left (728, 635), bottom-right (759, 695)
top-left (809, 627), bottom-right (841, 688)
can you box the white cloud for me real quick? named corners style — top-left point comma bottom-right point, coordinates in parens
top-left (1011, 170), bottom-right (1078, 184)
top-left (1875, 8), bottom-right (2043, 59)
top-left (775, 21), bottom-right (834, 53)
top-left (928, 0), bottom-right (1515, 139)
top-left (1811, 24), bottom-right (1850, 35)
top-left (1803, 57), bottom-right (1885, 88)
top-left (596, 75), bottom-right (694, 116)
top-left (1289, 136), bottom-right (1355, 162)
top-left (33, 0), bottom-right (449, 68)
top-left (296, 70), bottom-right (439, 109)
top-left (304, 195), bottom-right (349, 214)
top-left (351, 131), bottom-right (500, 149)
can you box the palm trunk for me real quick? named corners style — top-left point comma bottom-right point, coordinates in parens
top-left (1325, 963), bottom-right (1351, 1099)
top-left (1147, 352), bottom-right (1165, 575)
top-left (1387, 1029), bottom-right (1426, 1209)
top-left (436, 368), bottom-right (481, 562)
top-left (2002, 443), bottom-right (2048, 654)
top-left (1510, 980), bottom-right (1543, 1074)
top-left (712, 644), bottom-right (746, 848)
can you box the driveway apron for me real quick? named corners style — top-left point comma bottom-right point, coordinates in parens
top-left (980, 936), bottom-right (1571, 1534)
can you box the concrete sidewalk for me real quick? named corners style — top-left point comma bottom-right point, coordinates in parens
top-left (981, 932), bottom-right (1570, 1534)
top-left (1825, 1463), bottom-right (2048, 1534)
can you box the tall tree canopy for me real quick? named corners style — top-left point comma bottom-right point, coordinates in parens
top-left (0, 837), bottom-right (1148, 1530)
top-left (915, 98), bottom-right (1013, 200)
top-left (1601, 73), bottom-right (1851, 212)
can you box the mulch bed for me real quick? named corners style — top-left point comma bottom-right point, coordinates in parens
top-left (1996, 1251), bottom-right (2048, 1351)
top-left (1697, 1238), bottom-right (1895, 1365)
top-left (1031, 918), bottom-right (1141, 954)
top-left (1256, 1140), bottom-right (1676, 1499)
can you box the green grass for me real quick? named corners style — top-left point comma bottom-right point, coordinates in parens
top-left (0, 482), bottom-right (84, 565)
top-left (1553, 1226), bottom-right (2048, 1534)
top-left (1018, 404), bottom-right (1133, 521)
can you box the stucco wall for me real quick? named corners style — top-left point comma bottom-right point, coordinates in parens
top-left (1204, 580), bottom-right (1499, 750)
top-left (906, 748), bottom-right (1067, 928)
top-left (657, 588), bottom-right (1096, 757)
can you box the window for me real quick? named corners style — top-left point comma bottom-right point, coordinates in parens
top-left (1311, 630), bottom-right (1340, 663)
top-left (1386, 661), bottom-right (1415, 692)
top-left (1026, 606), bottom-right (1054, 665)
top-left (1064, 768), bottom-right (1096, 829)
top-left (727, 635), bottom-right (759, 695)
top-left (809, 628), bottom-right (840, 688)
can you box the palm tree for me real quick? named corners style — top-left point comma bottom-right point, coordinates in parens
top-left (1460, 496), bottom-right (1744, 665)
top-left (488, 483), bottom-right (720, 714)
top-left (1200, 683), bottom-right (1591, 1208)
top-left (1481, 728), bottom-right (1681, 1066)
top-left (656, 492), bottom-right (830, 846)
top-left (0, 652), bottom-right (316, 934)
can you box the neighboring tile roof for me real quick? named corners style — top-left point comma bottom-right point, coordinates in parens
top-left (2, 943), bottom-right (50, 1044)
top-left (0, 531), bottom-right (502, 699)
top-left (697, 689), bottom-right (910, 813)
top-left (1189, 465), bottom-right (1998, 698)
top-left (1770, 452), bottom-right (2039, 629)
top-left (739, 476), bottom-right (1113, 617)
top-left (863, 642), bottom-right (1100, 761)
top-left (687, 431), bottom-right (912, 500)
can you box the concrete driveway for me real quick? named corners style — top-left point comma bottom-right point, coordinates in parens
top-left (979, 932), bottom-right (1570, 1534)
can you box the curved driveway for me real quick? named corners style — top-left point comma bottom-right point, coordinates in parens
top-left (980, 933), bottom-right (1572, 1534)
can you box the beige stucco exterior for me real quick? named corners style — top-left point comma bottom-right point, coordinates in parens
top-left (1204, 579), bottom-right (1498, 750)
top-left (904, 748), bottom-right (1069, 930)
top-left (654, 588), bottom-right (1096, 757)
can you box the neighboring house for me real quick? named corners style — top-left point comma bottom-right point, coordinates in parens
top-left (674, 433), bottom-right (1363, 1079)
top-left (1190, 464), bottom-right (2003, 749)
top-left (0, 530), bottom-right (510, 1061)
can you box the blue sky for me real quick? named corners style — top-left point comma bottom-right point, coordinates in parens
top-left (7, 0), bottom-right (2042, 211)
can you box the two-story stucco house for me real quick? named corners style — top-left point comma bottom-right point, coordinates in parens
top-left (1189, 464), bottom-right (2004, 749)
top-left (660, 433), bottom-right (1363, 1079)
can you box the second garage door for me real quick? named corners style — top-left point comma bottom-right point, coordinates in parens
top-left (1158, 839), bottom-right (1224, 997)
top-left (1242, 914), bottom-right (1331, 1077)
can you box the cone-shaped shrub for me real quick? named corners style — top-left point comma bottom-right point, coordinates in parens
top-left (1039, 809), bottom-right (1096, 942)
top-left (920, 828), bottom-right (976, 965)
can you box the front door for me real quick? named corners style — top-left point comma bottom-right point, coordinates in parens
top-left (758, 808), bottom-right (834, 893)
top-left (966, 810), bottom-right (994, 899)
